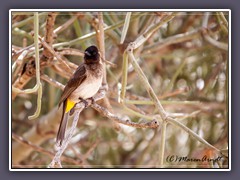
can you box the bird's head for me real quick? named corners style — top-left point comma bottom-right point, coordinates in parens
top-left (84, 45), bottom-right (100, 64)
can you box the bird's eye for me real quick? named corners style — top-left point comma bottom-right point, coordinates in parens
top-left (85, 51), bottom-right (91, 56)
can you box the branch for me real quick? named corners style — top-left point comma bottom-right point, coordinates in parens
top-left (12, 133), bottom-right (82, 166)
top-left (92, 103), bottom-right (159, 129)
top-left (123, 13), bottom-right (221, 167)
top-left (12, 13), bottom-right (57, 100)
top-left (12, 12), bottom-right (48, 28)
top-left (38, 35), bottom-right (72, 73)
top-left (120, 12), bottom-right (131, 44)
top-left (12, 50), bottom-right (29, 81)
top-left (28, 12), bottom-right (43, 120)
top-left (127, 46), bottom-right (167, 121)
top-left (202, 29), bottom-right (228, 51)
top-left (157, 121), bottom-right (167, 168)
top-left (48, 106), bottom-right (84, 168)
top-left (54, 15), bottom-right (77, 34)
top-left (52, 13), bottom-right (146, 48)
top-left (94, 12), bottom-right (120, 130)
top-left (58, 48), bottom-right (84, 57)
top-left (202, 13), bottom-right (228, 51)
top-left (12, 22), bottom-right (42, 97)
top-left (12, 107), bottom-right (61, 164)
top-left (42, 12), bottom-right (58, 59)
top-left (96, 12), bottom-right (107, 86)
top-left (48, 88), bottom-right (106, 168)
top-left (216, 12), bottom-right (228, 35)
top-left (49, 82), bottom-right (160, 167)
top-left (133, 13), bottom-right (176, 49)
top-left (40, 74), bottom-right (64, 90)
top-left (119, 51), bottom-right (128, 103)
top-left (167, 116), bottom-right (220, 152)
top-left (143, 28), bottom-right (201, 53)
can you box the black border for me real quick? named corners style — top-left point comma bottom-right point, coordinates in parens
top-left (1, 0), bottom-right (239, 179)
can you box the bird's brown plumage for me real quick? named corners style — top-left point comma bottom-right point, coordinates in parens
top-left (58, 64), bottom-right (87, 107)
top-left (56, 45), bottom-right (103, 146)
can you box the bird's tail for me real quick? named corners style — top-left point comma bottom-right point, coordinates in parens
top-left (56, 100), bottom-right (69, 146)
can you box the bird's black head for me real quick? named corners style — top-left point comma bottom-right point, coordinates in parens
top-left (84, 45), bottom-right (100, 64)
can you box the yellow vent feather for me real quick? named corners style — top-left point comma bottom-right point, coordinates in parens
top-left (65, 99), bottom-right (75, 113)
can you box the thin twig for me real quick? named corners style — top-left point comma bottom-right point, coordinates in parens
top-left (52, 13), bottom-right (146, 48)
top-left (28, 12), bottom-right (43, 120)
top-left (216, 12), bottom-right (228, 35)
top-left (157, 120), bottom-right (167, 168)
top-left (143, 28), bottom-right (201, 53)
top-left (12, 12), bottom-right (48, 28)
top-left (12, 44), bottom-right (35, 61)
top-left (202, 14), bottom-right (228, 51)
top-left (119, 51), bottom-right (128, 103)
top-left (38, 35), bottom-right (72, 72)
top-left (120, 12), bottom-right (131, 44)
top-left (202, 29), bottom-right (228, 51)
top-left (42, 12), bottom-right (58, 59)
top-left (128, 47), bottom-right (167, 121)
top-left (92, 103), bottom-right (159, 129)
top-left (49, 89), bottom-right (106, 168)
top-left (96, 12), bottom-right (107, 86)
top-left (202, 12), bottom-right (210, 28)
top-left (12, 50), bottom-right (28, 80)
top-left (12, 74), bottom-right (32, 100)
top-left (54, 15), bottom-right (77, 34)
top-left (95, 12), bottom-right (120, 130)
top-left (12, 133), bottom-right (82, 165)
top-left (41, 74), bottom-right (64, 90)
top-left (133, 13), bottom-right (176, 49)
top-left (164, 57), bottom-right (187, 93)
top-left (167, 116), bottom-right (220, 152)
top-left (128, 43), bottom-right (220, 155)
top-left (58, 48), bottom-right (84, 57)
top-left (122, 104), bottom-right (154, 121)
top-left (48, 106), bottom-right (83, 168)
top-left (123, 13), bottom-right (221, 167)
top-left (81, 140), bottom-right (100, 161)
top-left (12, 27), bottom-right (33, 40)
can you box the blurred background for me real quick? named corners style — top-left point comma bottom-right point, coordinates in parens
top-left (11, 11), bottom-right (229, 168)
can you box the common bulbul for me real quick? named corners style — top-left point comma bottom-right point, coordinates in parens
top-left (56, 45), bottom-right (103, 146)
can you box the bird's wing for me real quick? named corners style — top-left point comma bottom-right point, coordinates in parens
top-left (58, 64), bottom-right (87, 106)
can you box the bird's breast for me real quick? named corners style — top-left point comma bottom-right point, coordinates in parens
top-left (69, 72), bottom-right (103, 102)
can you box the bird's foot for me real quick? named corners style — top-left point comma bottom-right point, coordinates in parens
top-left (89, 97), bottom-right (95, 104)
top-left (79, 98), bottom-right (89, 108)
top-left (79, 97), bottom-right (95, 108)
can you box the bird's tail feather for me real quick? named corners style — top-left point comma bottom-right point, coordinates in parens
top-left (56, 100), bottom-right (69, 146)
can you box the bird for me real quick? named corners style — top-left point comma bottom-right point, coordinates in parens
top-left (56, 45), bottom-right (103, 146)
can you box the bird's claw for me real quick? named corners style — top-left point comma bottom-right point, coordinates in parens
top-left (89, 97), bottom-right (95, 104)
top-left (79, 97), bottom-right (95, 108)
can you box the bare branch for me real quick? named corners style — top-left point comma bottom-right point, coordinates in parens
top-left (92, 103), bottom-right (159, 129)
top-left (12, 133), bottom-right (82, 165)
